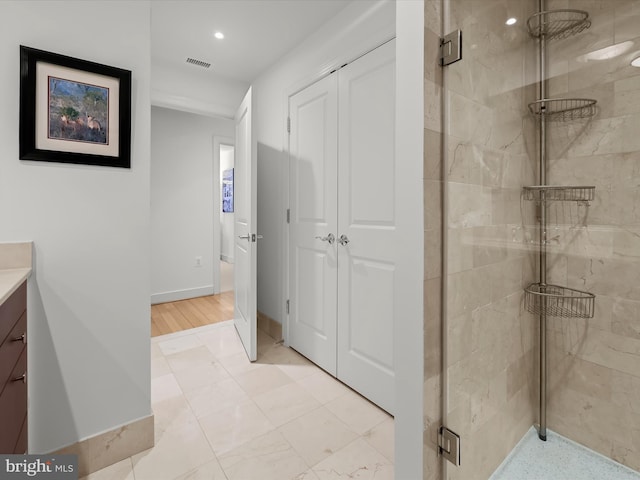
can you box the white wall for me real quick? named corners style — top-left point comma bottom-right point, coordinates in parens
top-left (152, 61), bottom-right (249, 119)
top-left (219, 145), bottom-right (235, 262)
top-left (394, 2), bottom-right (424, 478)
top-left (151, 106), bottom-right (234, 303)
top-left (0, 1), bottom-right (151, 453)
top-left (254, 0), bottom-right (396, 323)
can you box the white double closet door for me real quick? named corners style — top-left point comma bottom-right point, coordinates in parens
top-left (288, 40), bottom-right (396, 414)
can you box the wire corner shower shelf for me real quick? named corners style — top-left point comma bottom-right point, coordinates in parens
top-left (528, 3), bottom-right (596, 442)
top-left (528, 98), bottom-right (597, 121)
top-left (523, 185), bottom-right (595, 203)
top-left (527, 9), bottom-right (591, 40)
top-left (525, 283), bottom-right (595, 319)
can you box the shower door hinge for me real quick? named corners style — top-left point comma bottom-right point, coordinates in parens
top-left (438, 426), bottom-right (461, 466)
top-left (287, 117), bottom-right (291, 133)
top-left (286, 208), bottom-right (290, 224)
top-left (286, 299), bottom-right (290, 314)
top-left (440, 30), bottom-right (462, 66)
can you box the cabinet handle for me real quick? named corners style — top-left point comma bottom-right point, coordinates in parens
top-left (12, 372), bottom-right (26, 384)
top-left (12, 333), bottom-right (26, 344)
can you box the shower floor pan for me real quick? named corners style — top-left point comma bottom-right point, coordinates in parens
top-left (490, 427), bottom-right (640, 480)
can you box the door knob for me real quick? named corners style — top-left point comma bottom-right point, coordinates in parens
top-left (338, 234), bottom-right (350, 246)
top-left (239, 234), bottom-right (263, 242)
top-left (315, 233), bottom-right (335, 245)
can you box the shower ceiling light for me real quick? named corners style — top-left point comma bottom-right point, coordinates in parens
top-left (214, 32), bottom-right (224, 40)
top-left (632, 56), bottom-right (640, 67)
top-left (577, 41), bottom-right (634, 62)
top-left (506, 17), bottom-right (517, 25)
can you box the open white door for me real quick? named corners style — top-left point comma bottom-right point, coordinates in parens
top-left (234, 87), bottom-right (257, 361)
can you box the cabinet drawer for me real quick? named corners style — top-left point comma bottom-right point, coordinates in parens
top-left (0, 347), bottom-right (27, 454)
top-left (0, 281), bottom-right (26, 345)
top-left (0, 311), bottom-right (27, 393)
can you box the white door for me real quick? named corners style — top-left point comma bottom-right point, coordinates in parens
top-left (336, 39), bottom-right (396, 413)
top-left (234, 87), bottom-right (257, 361)
top-left (288, 40), bottom-right (396, 413)
top-left (288, 74), bottom-right (339, 374)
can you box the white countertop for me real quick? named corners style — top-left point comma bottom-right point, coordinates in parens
top-left (0, 242), bottom-right (33, 306)
top-left (0, 268), bottom-right (31, 306)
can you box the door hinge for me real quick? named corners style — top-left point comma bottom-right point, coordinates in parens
top-left (287, 117), bottom-right (291, 133)
top-left (286, 299), bottom-right (290, 314)
top-left (440, 30), bottom-right (462, 66)
top-left (286, 208), bottom-right (290, 224)
top-left (439, 426), bottom-right (461, 466)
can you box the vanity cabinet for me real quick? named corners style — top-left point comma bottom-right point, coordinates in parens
top-left (0, 281), bottom-right (27, 453)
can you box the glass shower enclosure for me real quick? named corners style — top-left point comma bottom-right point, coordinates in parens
top-left (425, 0), bottom-right (640, 478)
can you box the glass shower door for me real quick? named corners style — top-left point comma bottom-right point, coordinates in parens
top-left (437, 0), bottom-right (640, 479)
top-left (440, 1), bottom-right (538, 479)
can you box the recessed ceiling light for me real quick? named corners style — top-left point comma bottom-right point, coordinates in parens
top-left (506, 17), bottom-right (517, 26)
top-left (214, 32), bottom-right (224, 40)
top-left (632, 56), bottom-right (640, 67)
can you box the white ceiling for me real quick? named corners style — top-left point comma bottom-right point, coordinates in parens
top-left (151, 0), bottom-right (352, 84)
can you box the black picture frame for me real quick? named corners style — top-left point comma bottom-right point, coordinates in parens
top-left (19, 45), bottom-right (132, 168)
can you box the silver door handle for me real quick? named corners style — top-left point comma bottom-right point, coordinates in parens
top-left (315, 233), bottom-right (335, 245)
top-left (238, 234), bottom-right (250, 240)
top-left (338, 234), bottom-right (350, 246)
top-left (12, 333), bottom-right (26, 344)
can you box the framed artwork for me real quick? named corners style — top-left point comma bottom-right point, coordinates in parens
top-left (19, 45), bottom-right (132, 168)
top-left (222, 168), bottom-right (234, 213)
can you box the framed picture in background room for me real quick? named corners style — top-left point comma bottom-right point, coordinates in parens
top-left (222, 168), bottom-right (234, 213)
top-left (19, 45), bottom-right (132, 168)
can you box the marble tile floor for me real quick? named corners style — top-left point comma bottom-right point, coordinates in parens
top-left (81, 320), bottom-right (394, 480)
top-left (490, 427), bottom-right (640, 480)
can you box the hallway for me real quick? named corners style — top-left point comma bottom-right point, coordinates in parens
top-left (151, 292), bottom-right (234, 337)
top-left (82, 321), bottom-right (394, 479)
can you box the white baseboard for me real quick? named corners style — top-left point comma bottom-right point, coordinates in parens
top-left (151, 285), bottom-right (215, 304)
top-left (220, 254), bottom-right (234, 263)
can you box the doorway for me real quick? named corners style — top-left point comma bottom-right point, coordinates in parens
top-left (218, 142), bottom-right (235, 295)
top-left (149, 121), bottom-right (237, 338)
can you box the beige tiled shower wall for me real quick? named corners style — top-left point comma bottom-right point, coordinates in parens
top-left (544, 0), bottom-right (640, 472)
top-left (423, 0), bottom-right (540, 479)
top-left (423, 1), bottom-right (443, 479)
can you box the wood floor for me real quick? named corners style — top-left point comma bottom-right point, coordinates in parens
top-left (151, 291), bottom-right (234, 337)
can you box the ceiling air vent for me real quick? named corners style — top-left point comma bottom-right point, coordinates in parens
top-left (186, 57), bottom-right (211, 69)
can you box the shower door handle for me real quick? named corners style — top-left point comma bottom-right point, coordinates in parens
top-left (238, 234), bottom-right (250, 240)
